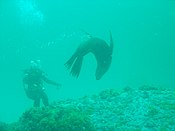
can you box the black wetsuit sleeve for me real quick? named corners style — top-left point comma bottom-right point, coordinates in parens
top-left (42, 75), bottom-right (59, 86)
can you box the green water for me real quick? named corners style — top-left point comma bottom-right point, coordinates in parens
top-left (0, 0), bottom-right (175, 123)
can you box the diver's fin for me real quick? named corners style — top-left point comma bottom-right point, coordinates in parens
top-left (70, 56), bottom-right (83, 78)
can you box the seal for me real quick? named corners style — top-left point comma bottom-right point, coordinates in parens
top-left (65, 31), bottom-right (113, 80)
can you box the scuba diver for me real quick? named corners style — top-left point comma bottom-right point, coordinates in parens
top-left (23, 60), bottom-right (61, 107)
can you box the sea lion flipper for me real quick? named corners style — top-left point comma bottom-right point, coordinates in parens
top-left (64, 55), bottom-right (76, 70)
top-left (70, 56), bottom-right (83, 78)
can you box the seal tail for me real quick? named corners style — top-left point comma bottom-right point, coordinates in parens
top-left (65, 55), bottom-right (83, 78)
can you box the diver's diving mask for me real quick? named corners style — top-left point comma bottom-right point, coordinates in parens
top-left (30, 60), bottom-right (41, 69)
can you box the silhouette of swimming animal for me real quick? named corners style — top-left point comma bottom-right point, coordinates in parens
top-left (65, 31), bottom-right (113, 80)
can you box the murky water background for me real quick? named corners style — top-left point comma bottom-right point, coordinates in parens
top-left (0, 0), bottom-right (175, 123)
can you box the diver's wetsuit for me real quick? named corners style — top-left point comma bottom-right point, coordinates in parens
top-left (23, 68), bottom-right (58, 107)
